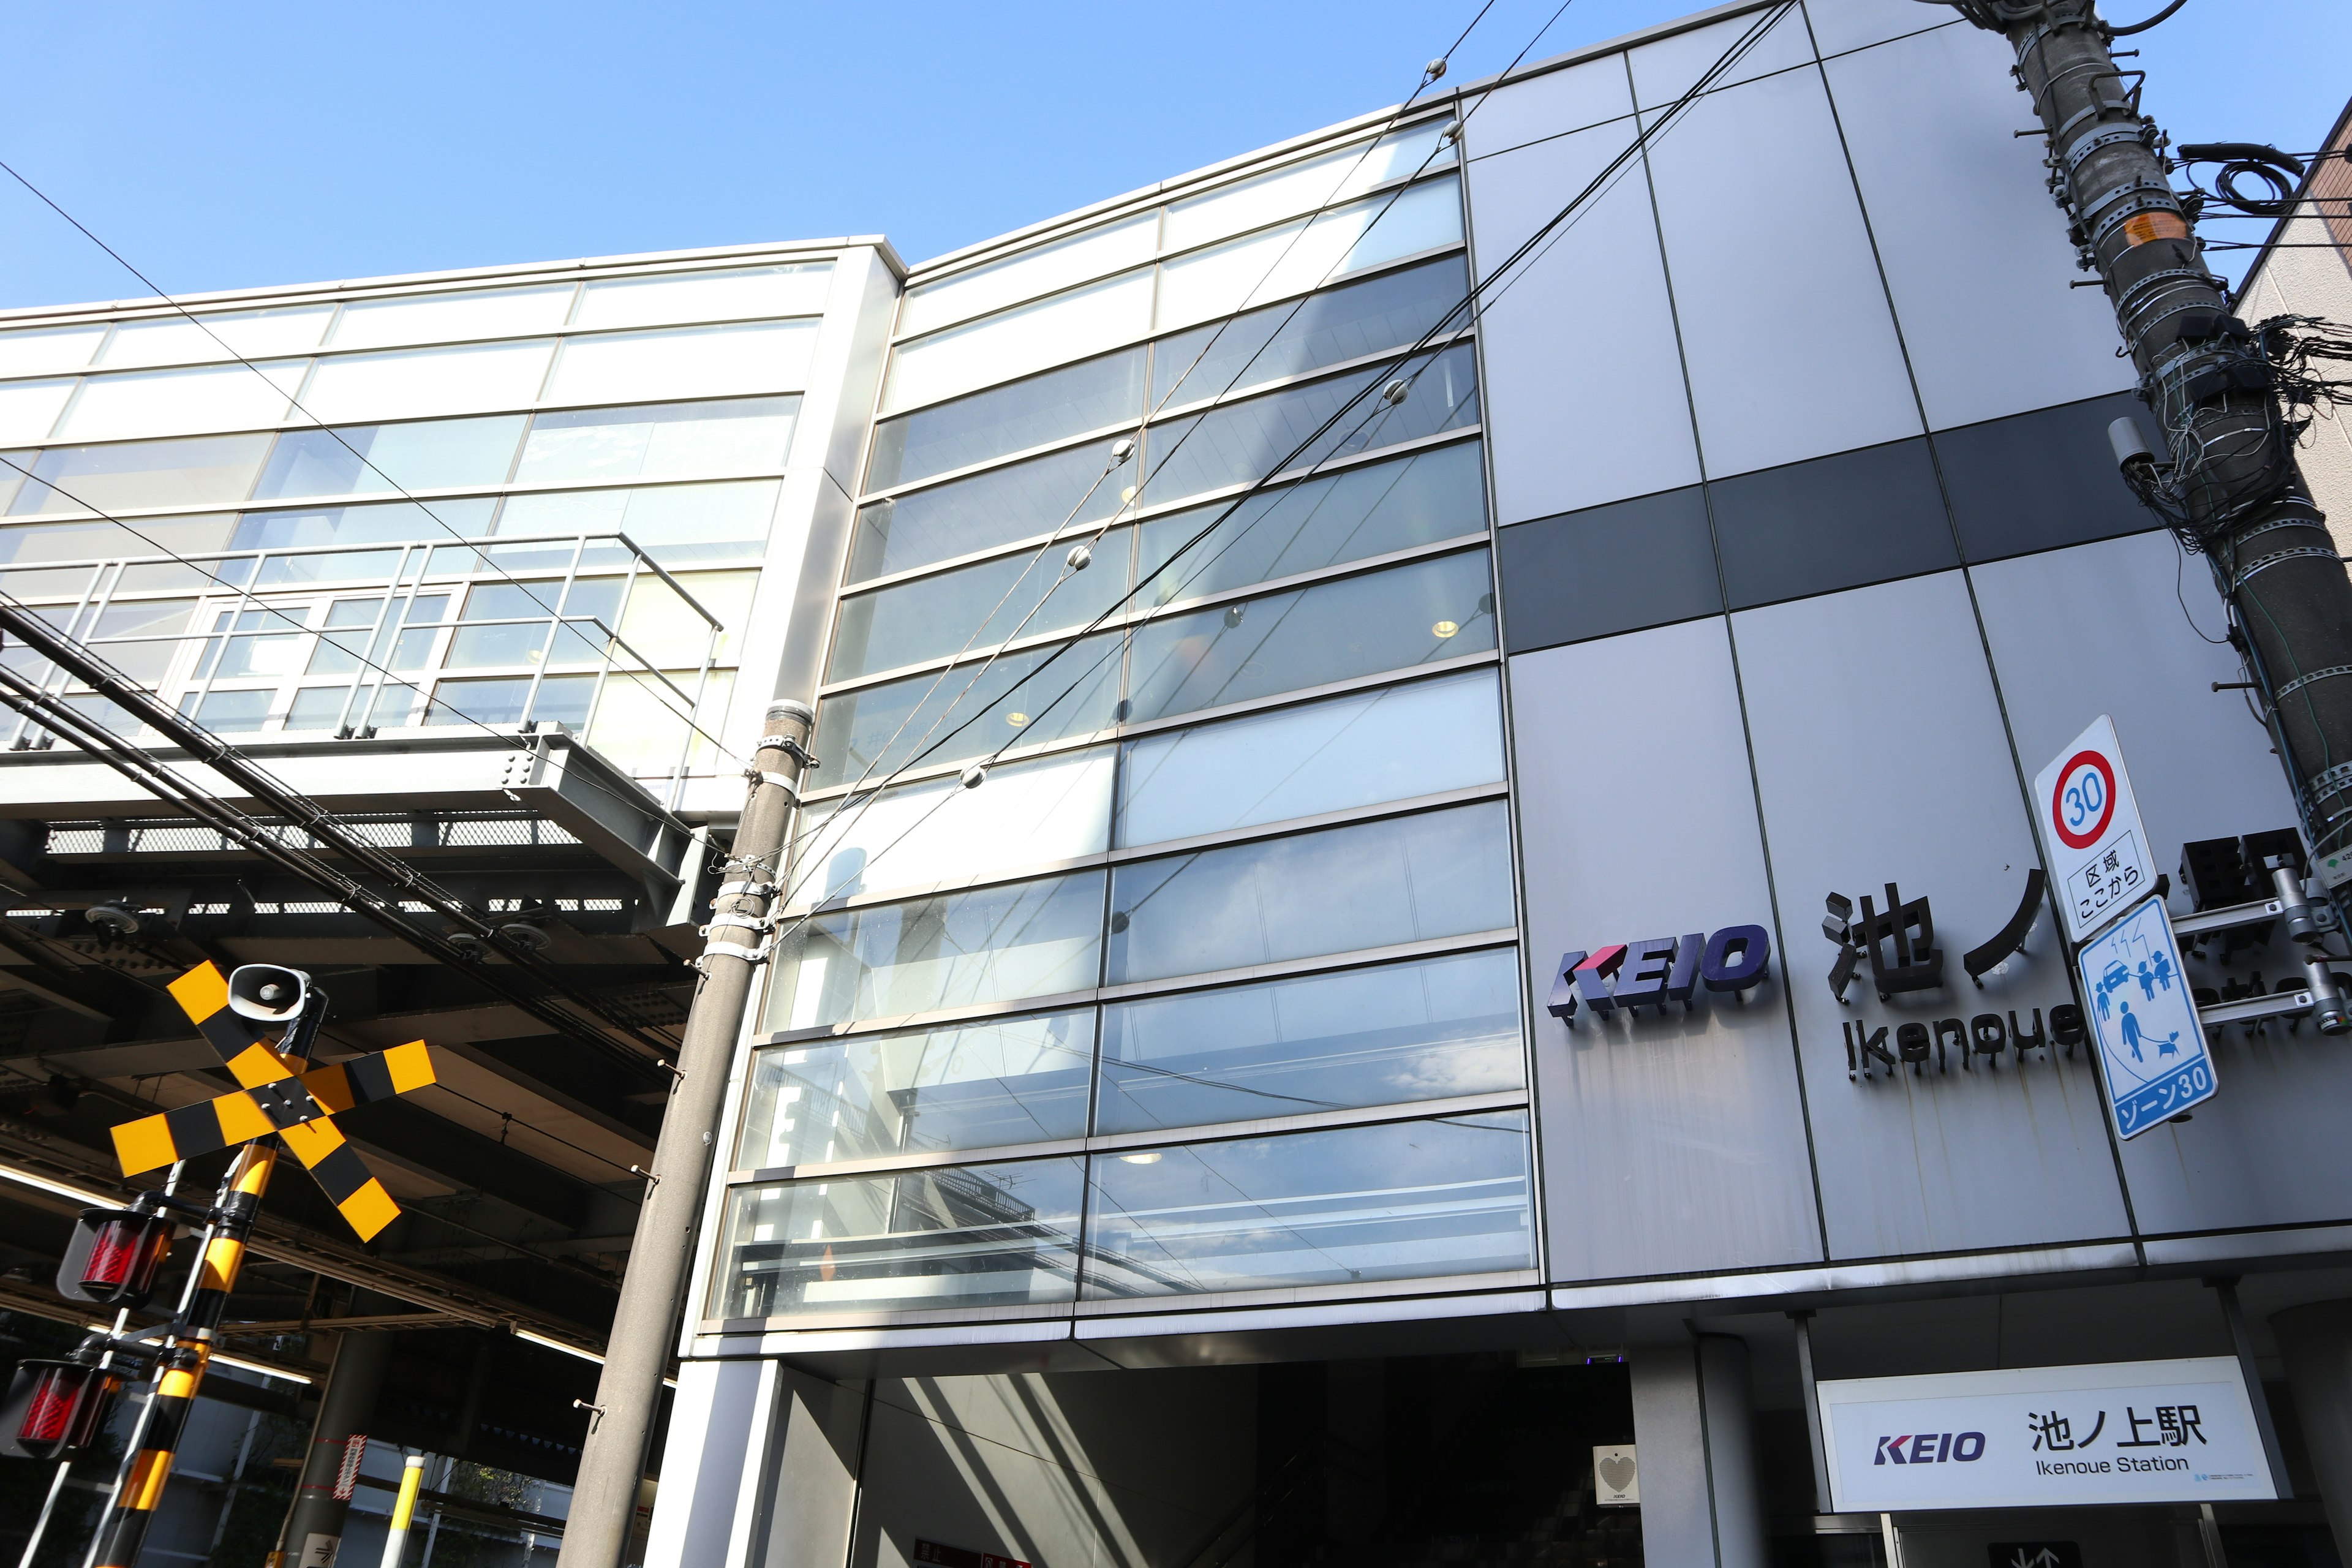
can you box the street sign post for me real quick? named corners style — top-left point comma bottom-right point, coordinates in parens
top-left (2077, 895), bottom-right (2215, 1137)
top-left (2033, 715), bottom-right (2158, 946)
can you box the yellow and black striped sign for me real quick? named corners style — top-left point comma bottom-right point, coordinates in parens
top-left (112, 965), bottom-right (437, 1242)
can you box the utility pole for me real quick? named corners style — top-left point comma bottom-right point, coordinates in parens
top-left (557, 699), bottom-right (815, 1568)
top-left (1940, 0), bottom-right (2352, 883)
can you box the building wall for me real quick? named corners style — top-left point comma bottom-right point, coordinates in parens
top-left (2235, 102), bottom-right (2352, 560)
top-left (0, 243), bottom-right (897, 816)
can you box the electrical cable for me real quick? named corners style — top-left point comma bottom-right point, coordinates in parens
top-left (803, 32), bottom-right (1513, 847)
top-left (758, 5), bottom-right (1798, 982)
top-left (0, 450), bottom-right (688, 792)
top-left (791, 0), bottom-right (1608, 888)
top-left (0, 619), bottom-right (679, 1065)
top-left (786, 4), bottom-right (1787, 895)
top-left (0, 456), bottom-right (698, 1049)
top-left (2106, 0), bottom-right (2189, 36)
top-left (0, 157), bottom-right (751, 769)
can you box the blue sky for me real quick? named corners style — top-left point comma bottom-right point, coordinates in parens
top-left (0, 0), bottom-right (2344, 308)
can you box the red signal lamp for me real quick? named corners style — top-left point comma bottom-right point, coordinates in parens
top-left (0, 1358), bottom-right (121, 1461)
top-left (56, 1205), bottom-right (176, 1309)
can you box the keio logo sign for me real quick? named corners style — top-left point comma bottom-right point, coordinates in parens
top-left (1545, 925), bottom-right (1772, 1025)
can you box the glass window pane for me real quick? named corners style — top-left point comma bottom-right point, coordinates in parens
top-left (251, 549), bottom-right (406, 588)
top-left (447, 583), bottom-right (552, 668)
top-left (301, 341), bottom-right (554, 424)
top-left (190, 687), bottom-right (275, 731)
top-left (1151, 255), bottom-right (1468, 411)
top-left (739, 1010), bottom-right (1094, 1168)
top-left (809, 631), bottom-right (1123, 790)
top-left (9, 434), bottom-right (273, 516)
top-left (424, 676), bottom-right (534, 725)
top-left (56, 361), bottom-right (307, 442)
top-left (1127, 549), bottom-right (1494, 726)
top-left (1081, 1112), bottom-right (1531, 1299)
top-left (496, 480), bottom-right (778, 566)
top-left (1139, 343), bottom-right (1478, 513)
top-left (0, 326), bottom-right (107, 379)
top-left (1117, 669), bottom-right (1502, 848)
top-left (202, 607), bottom-right (309, 680)
top-left (899, 217), bottom-right (1157, 339)
top-left (233, 497), bottom-right (497, 552)
top-left (582, 668), bottom-right (732, 776)
top-left (848, 439), bottom-right (1135, 584)
top-left (388, 592), bottom-right (450, 673)
top-left (1158, 176), bottom-right (1463, 333)
top-left (97, 306), bottom-right (333, 368)
top-left (251, 416), bottom-right (526, 502)
top-left (829, 524), bottom-right (1132, 683)
top-left (571, 263), bottom-right (834, 330)
top-left (793, 749), bottom-right (1114, 905)
top-left (1161, 122), bottom-right (1456, 254)
top-left (714, 1157), bottom-right (1084, 1319)
top-left (531, 673), bottom-right (597, 728)
top-left (364, 680), bottom-right (423, 728)
top-left (306, 598), bottom-right (386, 676)
top-left (868, 349), bottom-right (1145, 492)
top-left (1134, 440), bottom-right (1485, 610)
top-left (0, 514), bottom-right (236, 567)
top-left (884, 270), bottom-right (1153, 416)
top-left (545, 322), bottom-right (818, 405)
top-left (513, 398), bottom-right (797, 486)
top-left (614, 570), bottom-right (756, 665)
top-left (328, 284), bottom-right (575, 350)
top-left (1107, 801), bottom-right (1513, 985)
top-left (763, 872), bottom-right (1106, 1032)
top-left (1095, 949), bottom-right (1522, 1135)
top-left (285, 686), bottom-right (360, 731)
top-left (0, 380), bottom-right (75, 446)
top-left (84, 598), bottom-right (198, 685)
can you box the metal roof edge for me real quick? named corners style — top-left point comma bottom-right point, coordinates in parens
top-left (0, 236), bottom-right (899, 325)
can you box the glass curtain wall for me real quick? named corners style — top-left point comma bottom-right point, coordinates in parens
top-left (0, 261), bottom-right (832, 788)
top-left (714, 119), bottom-right (1536, 1325)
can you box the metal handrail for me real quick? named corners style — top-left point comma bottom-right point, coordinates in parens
top-left (1, 528), bottom-right (728, 800)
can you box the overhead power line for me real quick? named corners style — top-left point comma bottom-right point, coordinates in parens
top-left (0, 595), bottom-right (680, 1067)
top-left (765, 2), bottom-right (1794, 960)
top-left (0, 156), bottom-right (750, 770)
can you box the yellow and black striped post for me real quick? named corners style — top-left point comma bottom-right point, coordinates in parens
top-left (79, 962), bottom-right (439, 1567)
top-left (87, 1140), bottom-right (276, 1568)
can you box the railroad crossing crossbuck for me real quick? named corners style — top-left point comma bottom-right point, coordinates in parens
top-left (109, 962), bottom-right (436, 1240)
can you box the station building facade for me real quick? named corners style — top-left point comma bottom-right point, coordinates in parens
top-left (658, 1), bottom-right (2352, 1563)
top-left (5, 0), bottom-right (2352, 1565)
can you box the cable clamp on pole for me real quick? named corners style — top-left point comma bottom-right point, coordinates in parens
top-left (2304, 761), bottom-right (2352, 807)
top-left (748, 770), bottom-right (801, 804)
top-left (2231, 546), bottom-right (2342, 593)
top-left (713, 880), bottom-right (775, 900)
top-left (699, 912), bottom-right (775, 941)
top-left (2274, 665), bottom-right (2352, 703)
top-left (694, 940), bottom-right (773, 970)
top-left (756, 735), bottom-right (820, 770)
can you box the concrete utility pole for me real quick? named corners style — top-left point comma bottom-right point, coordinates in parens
top-left (557, 699), bottom-right (815, 1568)
top-left (1942, 0), bottom-right (2352, 876)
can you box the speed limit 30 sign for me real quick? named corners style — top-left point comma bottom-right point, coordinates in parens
top-left (2033, 715), bottom-right (2158, 945)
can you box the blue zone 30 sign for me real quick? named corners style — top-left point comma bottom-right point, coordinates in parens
top-left (1547, 925), bottom-right (1772, 1026)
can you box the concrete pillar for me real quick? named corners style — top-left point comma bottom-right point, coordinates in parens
top-left (643, 1359), bottom-right (862, 1568)
top-left (1629, 1337), bottom-right (1770, 1568)
top-left (273, 1330), bottom-right (394, 1568)
top-left (2273, 1300), bottom-right (2352, 1556)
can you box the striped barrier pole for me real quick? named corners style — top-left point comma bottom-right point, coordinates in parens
top-left (379, 1454), bottom-right (427, 1568)
top-left (85, 1142), bottom-right (276, 1568)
